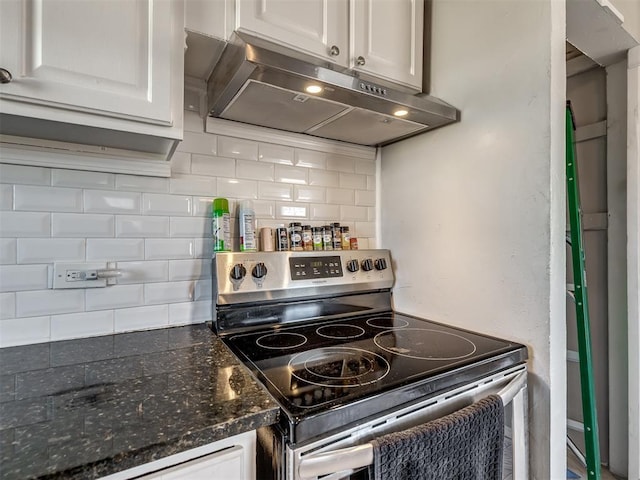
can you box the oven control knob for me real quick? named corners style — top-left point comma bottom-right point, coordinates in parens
top-left (374, 258), bottom-right (387, 270)
top-left (252, 262), bottom-right (268, 279)
top-left (346, 259), bottom-right (360, 273)
top-left (230, 264), bottom-right (246, 281)
top-left (361, 258), bottom-right (374, 272)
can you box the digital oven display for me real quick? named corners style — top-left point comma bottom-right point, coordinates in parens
top-left (289, 256), bottom-right (343, 280)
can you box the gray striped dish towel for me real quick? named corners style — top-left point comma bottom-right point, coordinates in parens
top-left (368, 394), bottom-right (504, 480)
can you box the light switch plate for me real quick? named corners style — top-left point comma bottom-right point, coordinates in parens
top-left (52, 262), bottom-right (109, 289)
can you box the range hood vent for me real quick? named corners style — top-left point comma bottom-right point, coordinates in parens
top-left (204, 33), bottom-right (459, 147)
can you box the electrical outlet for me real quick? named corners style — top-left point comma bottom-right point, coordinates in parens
top-left (52, 262), bottom-right (115, 289)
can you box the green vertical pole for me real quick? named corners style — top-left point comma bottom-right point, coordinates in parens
top-left (566, 101), bottom-right (601, 480)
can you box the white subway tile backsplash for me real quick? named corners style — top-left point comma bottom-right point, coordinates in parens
top-left (17, 239), bottom-right (85, 264)
top-left (0, 293), bottom-right (15, 319)
top-left (170, 174), bottom-right (217, 196)
top-left (50, 310), bottom-right (114, 340)
top-left (16, 289), bottom-right (84, 317)
top-left (86, 284), bottom-right (144, 311)
top-left (217, 178), bottom-right (258, 199)
top-left (310, 204), bottom-right (340, 221)
top-left (0, 239), bottom-right (16, 264)
top-left (177, 131), bottom-right (217, 155)
top-left (276, 201), bottom-right (308, 219)
top-left (254, 200), bottom-right (275, 219)
top-left (326, 188), bottom-right (355, 205)
top-left (86, 239), bottom-right (144, 261)
top-left (170, 151), bottom-right (191, 174)
top-left (145, 239), bottom-right (194, 260)
top-left (0, 316), bottom-right (50, 347)
top-left (355, 159), bottom-right (376, 176)
top-left (117, 261), bottom-right (169, 284)
top-left (258, 182), bottom-right (292, 201)
top-left (327, 155), bottom-right (356, 173)
top-left (144, 281), bottom-right (194, 305)
top-left (340, 205), bottom-right (369, 222)
top-left (355, 190), bottom-right (376, 207)
top-left (0, 184), bottom-right (12, 210)
top-left (275, 165), bottom-right (307, 184)
top-left (294, 185), bottom-right (325, 203)
top-left (142, 193), bottom-right (192, 216)
top-left (194, 279), bottom-right (212, 300)
top-left (191, 154), bottom-right (236, 177)
top-left (84, 190), bottom-right (141, 214)
top-left (52, 170), bottom-right (114, 189)
top-left (116, 216), bottom-right (169, 238)
top-left (52, 213), bottom-right (114, 237)
top-left (170, 217), bottom-right (209, 237)
top-left (115, 175), bottom-right (169, 193)
top-left (259, 144), bottom-right (294, 165)
top-left (309, 170), bottom-right (339, 187)
top-left (368, 207), bottom-right (376, 222)
top-left (0, 265), bottom-right (49, 292)
top-left (193, 197), bottom-right (214, 217)
top-left (3, 214), bottom-right (29, 243)
top-left (194, 238), bottom-right (214, 259)
top-left (168, 259), bottom-right (211, 281)
top-left (14, 185), bottom-right (83, 212)
top-left (295, 150), bottom-right (326, 169)
top-left (367, 175), bottom-right (375, 191)
top-left (114, 305), bottom-right (169, 332)
top-left (0, 164), bottom-right (50, 185)
top-left (237, 159), bottom-right (274, 181)
top-left (339, 173), bottom-right (367, 190)
top-left (355, 221), bottom-right (376, 238)
top-left (218, 136), bottom-right (258, 160)
top-left (169, 300), bottom-right (211, 325)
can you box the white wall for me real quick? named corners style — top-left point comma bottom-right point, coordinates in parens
top-left (379, 1), bottom-right (566, 478)
top-left (628, 44), bottom-right (640, 480)
top-left (0, 112), bottom-right (377, 347)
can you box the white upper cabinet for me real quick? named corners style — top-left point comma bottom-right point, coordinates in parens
top-left (0, 0), bottom-right (174, 125)
top-left (231, 0), bottom-right (423, 90)
top-left (351, 0), bottom-right (424, 90)
top-left (235, 0), bottom-right (349, 66)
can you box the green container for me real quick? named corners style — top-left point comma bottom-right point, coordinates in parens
top-left (212, 198), bottom-right (231, 252)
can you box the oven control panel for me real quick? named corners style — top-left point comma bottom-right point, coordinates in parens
top-left (213, 250), bottom-right (394, 303)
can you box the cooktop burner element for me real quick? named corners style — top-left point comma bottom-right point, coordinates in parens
top-left (316, 324), bottom-right (365, 339)
top-left (256, 332), bottom-right (307, 350)
top-left (366, 316), bottom-right (410, 329)
top-left (374, 328), bottom-right (477, 360)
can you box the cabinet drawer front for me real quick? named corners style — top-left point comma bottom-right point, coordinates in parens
top-left (0, 0), bottom-right (173, 125)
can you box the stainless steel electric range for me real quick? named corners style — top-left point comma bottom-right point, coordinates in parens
top-left (211, 250), bottom-right (529, 480)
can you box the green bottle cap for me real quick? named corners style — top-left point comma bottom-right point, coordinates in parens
top-left (213, 198), bottom-right (229, 213)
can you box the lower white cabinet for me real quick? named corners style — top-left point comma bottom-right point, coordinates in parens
top-left (100, 431), bottom-right (256, 480)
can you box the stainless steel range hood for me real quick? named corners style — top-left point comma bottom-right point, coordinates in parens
top-left (205, 33), bottom-right (459, 147)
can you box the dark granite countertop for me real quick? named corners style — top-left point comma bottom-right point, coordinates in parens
top-left (0, 324), bottom-right (279, 479)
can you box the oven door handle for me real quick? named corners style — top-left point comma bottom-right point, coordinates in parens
top-left (297, 371), bottom-right (527, 480)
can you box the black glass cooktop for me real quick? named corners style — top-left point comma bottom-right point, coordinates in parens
top-left (224, 312), bottom-right (527, 422)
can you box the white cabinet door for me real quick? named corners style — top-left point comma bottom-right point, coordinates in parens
top-left (140, 446), bottom-right (248, 480)
top-left (0, 0), bottom-right (173, 125)
top-left (351, 0), bottom-right (424, 90)
top-left (236, 0), bottom-right (349, 66)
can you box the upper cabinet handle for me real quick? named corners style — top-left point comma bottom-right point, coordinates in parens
top-left (356, 56), bottom-right (366, 66)
top-left (0, 68), bottom-right (13, 84)
top-left (329, 45), bottom-right (340, 56)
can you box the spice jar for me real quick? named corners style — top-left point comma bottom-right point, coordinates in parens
top-left (331, 222), bottom-right (342, 250)
top-left (322, 225), bottom-right (333, 251)
top-left (289, 222), bottom-right (303, 251)
top-left (341, 226), bottom-right (351, 250)
top-left (350, 237), bottom-right (358, 250)
top-left (312, 227), bottom-right (323, 251)
top-left (276, 226), bottom-right (289, 251)
top-left (302, 225), bottom-right (313, 251)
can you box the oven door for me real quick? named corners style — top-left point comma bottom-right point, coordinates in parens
top-left (290, 365), bottom-right (528, 480)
